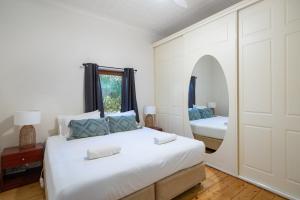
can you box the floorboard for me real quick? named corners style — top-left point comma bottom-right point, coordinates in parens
top-left (0, 166), bottom-right (286, 200)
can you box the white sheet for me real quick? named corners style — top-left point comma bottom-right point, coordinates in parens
top-left (44, 127), bottom-right (205, 200)
top-left (190, 116), bottom-right (228, 139)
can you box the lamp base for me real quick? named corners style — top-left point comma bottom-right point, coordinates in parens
top-left (19, 125), bottom-right (36, 149)
top-left (145, 114), bottom-right (155, 128)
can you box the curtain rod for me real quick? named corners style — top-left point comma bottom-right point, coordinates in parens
top-left (80, 64), bottom-right (137, 72)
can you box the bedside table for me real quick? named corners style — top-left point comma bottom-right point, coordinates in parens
top-left (0, 143), bottom-right (44, 192)
top-left (148, 126), bottom-right (163, 131)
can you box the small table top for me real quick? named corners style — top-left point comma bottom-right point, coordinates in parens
top-left (148, 126), bottom-right (163, 131)
top-left (1, 143), bottom-right (44, 157)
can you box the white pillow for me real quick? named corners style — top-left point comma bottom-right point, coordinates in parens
top-left (57, 110), bottom-right (101, 138)
top-left (193, 105), bottom-right (207, 109)
top-left (105, 110), bottom-right (136, 117)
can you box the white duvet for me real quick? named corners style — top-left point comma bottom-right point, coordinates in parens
top-left (190, 116), bottom-right (228, 139)
top-left (44, 127), bottom-right (205, 200)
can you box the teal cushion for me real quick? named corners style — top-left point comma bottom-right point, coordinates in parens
top-left (188, 108), bottom-right (201, 121)
top-left (68, 118), bottom-right (109, 140)
top-left (106, 115), bottom-right (137, 133)
top-left (198, 108), bottom-right (213, 118)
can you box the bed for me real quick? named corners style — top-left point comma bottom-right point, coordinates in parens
top-left (44, 127), bottom-right (205, 200)
top-left (190, 116), bottom-right (228, 150)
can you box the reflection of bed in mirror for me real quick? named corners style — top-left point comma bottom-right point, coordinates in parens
top-left (190, 116), bottom-right (228, 151)
top-left (188, 55), bottom-right (229, 153)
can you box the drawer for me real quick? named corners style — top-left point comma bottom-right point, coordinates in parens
top-left (1, 150), bottom-right (43, 169)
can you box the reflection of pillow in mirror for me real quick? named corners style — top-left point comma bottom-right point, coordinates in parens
top-left (188, 108), bottom-right (201, 121)
top-left (193, 105), bottom-right (207, 109)
top-left (198, 108), bottom-right (213, 119)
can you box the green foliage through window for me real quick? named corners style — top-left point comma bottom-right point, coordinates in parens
top-left (100, 74), bottom-right (122, 113)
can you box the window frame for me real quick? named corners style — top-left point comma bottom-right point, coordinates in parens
top-left (98, 69), bottom-right (123, 113)
top-left (97, 69), bottom-right (123, 77)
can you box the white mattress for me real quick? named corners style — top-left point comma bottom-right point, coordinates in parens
top-left (190, 116), bottom-right (228, 139)
top-left (44, 127), bottom-right (205, 200)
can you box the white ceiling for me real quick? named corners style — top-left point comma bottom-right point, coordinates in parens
top-left (47, 0), bottom-right (242, 39)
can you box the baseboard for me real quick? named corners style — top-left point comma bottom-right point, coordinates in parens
top-left (238, 176), bottom-right (298, 200)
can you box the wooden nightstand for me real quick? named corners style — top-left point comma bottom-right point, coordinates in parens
top-left (148, 126), bottom-right (163, 131)
top-left (0, 143), bottom-right (44, 192)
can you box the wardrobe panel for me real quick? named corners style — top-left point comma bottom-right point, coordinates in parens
top-left (157, 106), bottom-right (169, 114)
top-left (239, 0), bottom-right (300, 198)
top-left (185, 17), bottom-right (230, 52)
top-left (242, 40), bottom-right (272, 113)
top-left (241, 5), bottom-right (271, 37)
top-left (155, 38), bottom-right (184, 62)
top-left (286, 31), bottom-right (300, 116)
top-left (156, 60), bottom-right (170, 107)
top-left (169, 57), bottom-right (184, 108)
top-left (169, 106), bottom-right (182, 116)
top-left (156, 114), bottom-right (169, 132)
top-left (154, 37), bottom-right (184, 135)
top-left (286, 0), bottom-right (300, 23)
top-left (243, 125), bottom-right (272, 174)
top-left (169, 115), bottom-right (184, 134)
top-left (286, 130), bottom-right (300, 184)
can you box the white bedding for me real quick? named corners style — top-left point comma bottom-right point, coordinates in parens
top-left (44, 127), bottom-right (205, 200)
top-left (190, 116), bottom-right (228, 139)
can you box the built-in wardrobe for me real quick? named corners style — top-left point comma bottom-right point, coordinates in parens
top-left (153, 0), bottom-right (300, 199)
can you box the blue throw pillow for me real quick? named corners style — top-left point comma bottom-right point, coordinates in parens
top-left (188, 108), bottom-right (201, 121)
top-left (68, 118), bottom-right (109, 140)
top-left (106, 115), bottom-right (137, 133)
top-left (198, 108), bottom-right (214, 119)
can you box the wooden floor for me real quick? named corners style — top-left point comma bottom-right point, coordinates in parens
top-left (0, 166), bottom-right (285, 200)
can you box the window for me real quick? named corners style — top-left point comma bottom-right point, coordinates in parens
top-left (98, 70), bottom-right (123, 113)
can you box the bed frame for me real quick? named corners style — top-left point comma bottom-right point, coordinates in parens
top-left (45, 162), bottom-right (205, 200)
top-left (193, 134), bottom-right (223, 151)
top-left (121, 162), bottom-right (205, 200)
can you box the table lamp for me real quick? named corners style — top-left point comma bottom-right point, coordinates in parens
top-left (207, 102), bottom-right (216, 115)
top-left (14, 110), bottom-right (41, 149)
top-left (143, 106), bottom-right (156, 127)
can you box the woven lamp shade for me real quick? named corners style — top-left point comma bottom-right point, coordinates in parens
top-left (144, 106), bottom-right (156, 128)
top-left (14, 111), bottom-right (41, 148)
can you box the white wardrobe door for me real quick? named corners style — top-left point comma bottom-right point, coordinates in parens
top-left (183, 12), bottom-right (238, 175)
top-left (154, 37), bottom-right (185, 135)
top-left (239, 0), bottom-right (300, 198)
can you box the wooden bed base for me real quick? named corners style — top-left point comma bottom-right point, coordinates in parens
top-left (121, 184), bottom-right (155, 200)
top-left (45, 162), bottom-right (205, 200)
top-left (121, 162), bottom-right (205, 200)
top-left (155, 162), bottom-right (205, 200)
top-left (193, 134), bottom-right (223, 151)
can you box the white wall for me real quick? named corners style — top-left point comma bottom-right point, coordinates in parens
top-left (192, 56), bottom-right (229, 116)
top-left (0, 0), bottom-right (158, 151)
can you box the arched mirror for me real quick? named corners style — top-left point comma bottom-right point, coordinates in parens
top-left (188, 55), bottom-right (229, 154)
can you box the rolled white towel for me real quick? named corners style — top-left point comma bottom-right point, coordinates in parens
top-left (87, 145), bottom-right (121, 160)
top-left (154, 133), bottom-right (177, 145)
